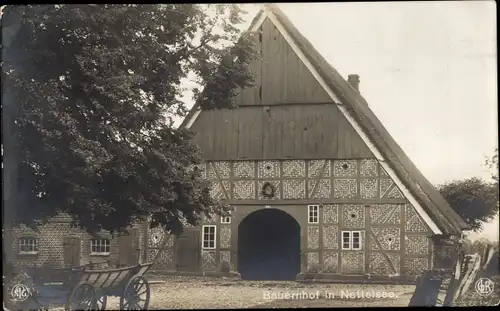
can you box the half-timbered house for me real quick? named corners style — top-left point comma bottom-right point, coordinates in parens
top-left (163, 4), bottom-right (469, 282)
top-left (5, 4), bottom-right (469, 283)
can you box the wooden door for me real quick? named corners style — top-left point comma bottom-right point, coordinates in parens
top-left (175, 229), bottom-right (201, 272)
top-left (63, 236), bottom-right (81, 267)
top-left (119, 228), bottom-right (140, 267)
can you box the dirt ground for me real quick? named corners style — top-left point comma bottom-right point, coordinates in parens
top-left (13, 276), bottom-right (499, 309)
top-left (103, 279), bottom-right (416, 309)
top-left (105, 276), bottom-right (500, 309)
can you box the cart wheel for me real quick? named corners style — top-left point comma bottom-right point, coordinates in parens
top-left (119, 275), bottom-right (150, 310)
top-left (96, 293), bottom-right (107, 310)
top-left (65, 282), bottom-right (97, 311)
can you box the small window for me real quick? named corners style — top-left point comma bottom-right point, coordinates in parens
top-left (202, 225), bottom-right (216, 249)
top-left (352, 231), bottom-right (362, 250)
top-left (221, 215), bottom-right (231, 224)
top-left (341, 231), bottom-right (362, 250)
top-left (19, 238), bottom-right (38, 254)
top-left (90, 239), bottom-right (110, 255)
top-left (308, 205), bottom-right (319, 224)
top-left (342, 231), bottom-right (351, 250)
top-left (220, 210), bottom-right (232, 224)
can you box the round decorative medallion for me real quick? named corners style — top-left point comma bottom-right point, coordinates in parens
top-left (149, 227), bottom-right (165, 247)
top-left (385, 234), bottom-right (396, 244)
top-left (261, 182), bottom-right (275, 198)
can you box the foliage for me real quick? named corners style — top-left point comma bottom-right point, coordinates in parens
top-left (2, 4), bottom-right (258, 234)
top-left (485, 148), bottom-right (499, 182)
top-left (461, 237), bottom-right (499, 254)
top-left (438, 177), bottom-right (499, 232)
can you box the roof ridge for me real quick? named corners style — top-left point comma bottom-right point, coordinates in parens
top-left (266, 4), bottom-right (468, 234)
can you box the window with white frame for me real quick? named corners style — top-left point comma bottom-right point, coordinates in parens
top-left (90, 239), bottom-right (110, 255)
top-left (220, 215), bottom-right (231, 224)
top-left (220, 209), bottom-right (232, 224)
top-left (341, 231), bottom-right (362, 250)
top-left (352, 231), bottom-right (362, 250)
top-left (202, 225), bottom-right (216, 249)
top-left (308, 205), bottom-right (319, 224)
top-left (19, 237), bottom-right (38, 254)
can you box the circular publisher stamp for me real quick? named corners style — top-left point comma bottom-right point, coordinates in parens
top-left (10, 283), bottom-right (31, 302)
top-left (475, 278), bottom-right (494, 297)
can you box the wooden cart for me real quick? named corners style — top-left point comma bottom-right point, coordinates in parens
top-left (7, 262), bottom-right (154, 311)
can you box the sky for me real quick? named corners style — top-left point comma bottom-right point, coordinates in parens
top-left (178, 2), bottom-right (498, 240)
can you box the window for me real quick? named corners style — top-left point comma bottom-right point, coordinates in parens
top-left (341, 231), bottom-right (362, 250)
top-left (202, 225), bottom-right (216, 249)
top-left (221, 215), bottom-right (231, 224)
top-left (90, 239), bottom-right (110, 255)
top-left (19, 238), bottom-right (38, 254)
top-left (308, 205), bottom-right (319, 224)
top-left (352, 231), bottom-right (361, 250)
top-left (220, 210), bottom-right (232, 224)
top-left (342, 231), bottom-right (351, 250)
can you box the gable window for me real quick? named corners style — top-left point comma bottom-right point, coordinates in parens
top-left (341, 231), bottom-right (362, 250)
top-left (202, 225), bottom-right (216, 249)
top-left (308, 205), bottom-right (319, 224)
top-left (19, 237), bottom-right (38, 254)
top-left (90, 239), bottom-right (110, 255)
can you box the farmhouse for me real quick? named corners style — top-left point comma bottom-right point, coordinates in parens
top-left (4, 5), bottom-right (469, 283)
top-left (171, 4), bottom-right (469, 282)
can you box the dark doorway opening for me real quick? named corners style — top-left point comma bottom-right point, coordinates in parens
top-left (238, 208), bottom-right (301, 281)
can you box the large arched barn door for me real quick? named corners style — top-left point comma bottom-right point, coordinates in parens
top-left (238, 208), bottom-right (301, 280)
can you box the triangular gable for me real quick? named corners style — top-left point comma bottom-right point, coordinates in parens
top-left (182, 4), bottom-right (469, 236)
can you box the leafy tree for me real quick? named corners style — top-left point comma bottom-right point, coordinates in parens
top-left (2, 4), bottom-right (258, 234)
top-left (438, 176), bottom-right (499, 232)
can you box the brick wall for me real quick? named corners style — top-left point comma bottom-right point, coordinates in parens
top-left (4, 213), bottom-right (145, 270)
top-left (6, 221), bottom-right (72, 268)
